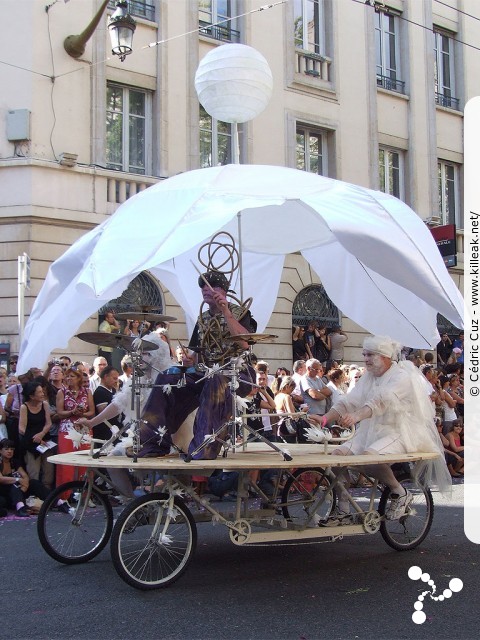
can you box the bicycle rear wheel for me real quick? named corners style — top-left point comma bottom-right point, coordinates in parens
top-left (37, 480), bottom-right (113, 564)
top-left (110, 493), bottom-right (197, 590)
top-left (379, 475), bottom-right (434, 551)
top-left (281, 468), bottom-right (336, 524)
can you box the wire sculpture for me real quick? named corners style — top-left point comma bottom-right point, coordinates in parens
top-left (196, 232), bottom-right (253, 364)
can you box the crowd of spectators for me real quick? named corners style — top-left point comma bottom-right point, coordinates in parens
top-left (0, 319), bottom-right (464, 515)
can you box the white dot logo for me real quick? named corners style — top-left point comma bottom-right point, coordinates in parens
top-left (408, 565), bottom-right (463, 624)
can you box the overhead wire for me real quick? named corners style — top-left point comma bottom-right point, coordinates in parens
top-left (357, 0), bottom-right (480, 53)
top-left (0, 0), bottom-right (478, 81)
top-left (434, 0), bottom-right (480, 23)
top-left (46, 4), bottom-right (59, 160)
top-left (55, 1), bottom-right (288, 79)
top-left (0, 2), bottom-right (287, 81)
top-left (0, 59), bottom-right (52, 79)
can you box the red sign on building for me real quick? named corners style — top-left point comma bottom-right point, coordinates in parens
top-left (430, 224), bottom-right (457, 267)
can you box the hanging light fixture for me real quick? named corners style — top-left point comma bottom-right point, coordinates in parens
top-left (194, 44), bottom-right (273, 124)
top-left (64, 0), bottom-right (136, 63)
top-left (108, 1), bottom-right (137, 62)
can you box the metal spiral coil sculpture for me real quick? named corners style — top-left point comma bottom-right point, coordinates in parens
top-left (196, 232), bottom-right (253, 364)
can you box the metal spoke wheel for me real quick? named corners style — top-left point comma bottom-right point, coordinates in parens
top-left (229, 519), bottom-right (251, 545)
top-left (281, 468), bottom-right (336, 525)
top-left (37, 480), bottom-right (113, 564)
top-left (379, 474), bottom-right (434, 551)
top-left (110, 493), bottom-right (197, 590)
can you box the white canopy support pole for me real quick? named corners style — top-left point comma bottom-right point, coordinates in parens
top-left (232, 121), bottom-right (240, 165)
top-left (232, 122), bottom-right (244, 300)
top-left (237, 211), bottom-right (244, 301)
top-left (18, 254), bottom-right (26, 348)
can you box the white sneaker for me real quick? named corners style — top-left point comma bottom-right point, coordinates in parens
top-left (386, 489), bottom-right (413, 520)
top-left (71, 493), bottom-right (96, 508)
top-left (303, 508), bottom-right (322, 526)
top-left (320, 508), bottom-right (356, 527)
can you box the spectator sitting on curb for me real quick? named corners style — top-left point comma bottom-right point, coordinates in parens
top-left (0, 438), bottom-right (69, 517)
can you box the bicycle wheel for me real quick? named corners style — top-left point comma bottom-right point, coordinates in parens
top-left (281, 468), bottom-right (336, 524)
top-left (37, 480), bottom-right (113, 564)
top-left (379, 474), bottom-right (434, 551)
top-left (110, 493), bottom-right (197, 590)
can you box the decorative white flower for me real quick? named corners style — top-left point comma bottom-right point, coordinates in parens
top-left (170, 486), bottom-right (184, 497)
top-left (236, 396), bottom-right (250, 411)
top-left (203, 433), bottom-right (215, 443)
top-left (162, 384), bottom-right (173, 395)
top-left (64, 426), bottom-right (91, 449)
top-left (156, 425), bottom-right (167, 438)
top-left (204, 363), bottom-right (221, 379)
top-left (304, 426), bottom-right (332, 443)
top-left (132, 337), bottom-right (144, 351)
top-left (158, 533), bottom-right (173, 546)
top-left (167, 507), bottom-right (179, 520)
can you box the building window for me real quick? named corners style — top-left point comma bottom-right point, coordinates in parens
top-left (434, 29), bottom-right (459, 110)
top-left (436, 313), bottom-right (462, 338)
top-left (106, 83), bottom-right (152, 175)
top-left (294, 0), bottom-right (325, 54)
top-left (294, 0), bottom-right (331, 80)
top-left (375, 9), bottom-right (405, 93)
top-left (292, 284), bottom-right (340, 328)
top-left (100, 272), bottom-right (164, 317)
top-left (379, 147), bottom-right (404, 199)
top-left (199, 1), bottom-right (240, 43)
top-left (108, 0), bottom-right (155, 23)
top-left (200, 105), bottom-right (237, 167)
top-left (438, 160), bottom-right (460, 227)
top-left (296, 127), bottom-right (327, 175)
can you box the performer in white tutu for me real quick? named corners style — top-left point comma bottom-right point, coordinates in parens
top-left (74, 332), bottom-right (176, 498)
top-left (321, 335), bottom-right (451, 523)
top-left (77, 330), bottom-right (174, 430)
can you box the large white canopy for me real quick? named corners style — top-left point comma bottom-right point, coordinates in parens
top-left (18, 164), bottom-right (464, 371)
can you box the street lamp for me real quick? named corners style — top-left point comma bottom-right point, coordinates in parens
top-left (64, 0), bottom-right (136, 62)
top-left (108, 1), bottom-right (136, 62)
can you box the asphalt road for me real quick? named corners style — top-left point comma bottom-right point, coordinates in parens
top-left (1, 479), bottom-right (478, 640)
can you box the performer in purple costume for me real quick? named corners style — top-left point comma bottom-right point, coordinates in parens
top-left (138, 270), bottom-right (256, 459)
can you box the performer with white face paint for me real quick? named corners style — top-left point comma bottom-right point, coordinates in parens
top-left (322, 335), bottom-right (451, 523)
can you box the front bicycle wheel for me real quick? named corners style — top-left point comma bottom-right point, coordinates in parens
top-left (37, 480), bottom-right (113, 564)
top-left (379, 475), bottom-right (434, 551)
top-left (110, 493), bottom-right (197, 590)
top-left (281, 468), bottom-right (336, 524)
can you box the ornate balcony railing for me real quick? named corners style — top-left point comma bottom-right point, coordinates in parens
top-left (199, 20), bottom-right (240, 43)
top-left (435, 92), bottom-right (460, 110)
top-left (108, 0), bottom-right (155, 22)
top-left (376, 73), bottom-right (406, 94)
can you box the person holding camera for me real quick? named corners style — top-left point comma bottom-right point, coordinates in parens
top-left (0, 438), bottom-right (53, 517)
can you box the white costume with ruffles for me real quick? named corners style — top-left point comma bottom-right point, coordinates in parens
top-left (333, 360), bottom-right (451, 493)
top-left (112, 333), bottom-right (174, 422)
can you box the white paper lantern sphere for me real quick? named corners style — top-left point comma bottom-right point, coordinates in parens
top-left (195, 44), bottom-right (273, 123)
